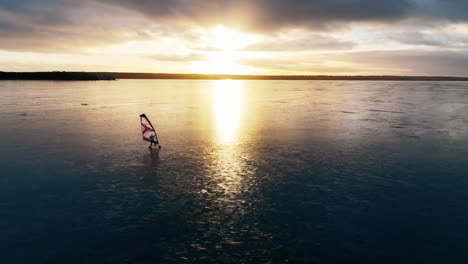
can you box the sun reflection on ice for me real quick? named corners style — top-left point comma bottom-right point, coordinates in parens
top-left (212, 80), bottom-right (244, 145)
top-left (191, 80), bottom-right (252, 249)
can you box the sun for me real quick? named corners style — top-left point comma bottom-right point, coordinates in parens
top-left (191, 26), bottom-right (258, 74)
top-left (210, 26), bottom-right (257, 51)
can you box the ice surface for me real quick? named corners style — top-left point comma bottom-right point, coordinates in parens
top-left (1, 80), bottom-right (468, 263)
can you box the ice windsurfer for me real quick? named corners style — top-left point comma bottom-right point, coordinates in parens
top-left (140, 114), bottom-right (161, 149)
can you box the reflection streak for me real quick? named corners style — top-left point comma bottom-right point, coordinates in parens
top-left (212, 80), bottom-right (244, 145)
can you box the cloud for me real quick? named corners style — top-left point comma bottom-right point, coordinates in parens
top-left (389, 31), bottom-right (446, 46)
top-left (335, 50), bottom-right (468, 76)
top-left (2, 0), bottom-right (468, 76)
top-left (101, 0), bottom-right (413, 31)
top-left (2, 0), bottom-right (468, 53)
top-left (412, 0), bottom-right (468, 21)
top-left (339, 50), bottom-right (468, 76)
top-left (244, 33), bottom-right (354, 51)
top-left (245, 60), bottom-right (364, 75)
top-left (99, 0), bottom-right (468, 32)
top-left (0, 0), bottom-right (76, 26)
top-left (353, 22), bottom-right (468, 48)
top-left (147, 53), bottom-right (207, 62)
top-left (239, 49), bottom-right (468, 76)
top-left (0, 0), bottom-right (155, 52)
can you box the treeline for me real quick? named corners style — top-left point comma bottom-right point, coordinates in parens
top-left (0, 71), bottom-right (115, 80)
top-left (1, 71), bottom-right (468, 81)
top-left (109, 72), bottom-right (468, 81)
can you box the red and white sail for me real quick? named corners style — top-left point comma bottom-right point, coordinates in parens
top-left (140, 114), bottom-right (158, 142)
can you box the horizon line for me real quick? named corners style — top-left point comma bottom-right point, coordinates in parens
top-left (2, 71), bottom-right (468, 81)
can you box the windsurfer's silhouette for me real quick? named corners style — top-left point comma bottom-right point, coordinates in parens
top-left (149, 134), bottom-right (160, 149)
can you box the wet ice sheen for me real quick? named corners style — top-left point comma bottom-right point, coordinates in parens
top-left (1, 80), bottom-right (468, 263)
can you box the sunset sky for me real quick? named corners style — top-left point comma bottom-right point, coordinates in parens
top-left (1, 0), bottom-right (468, 76)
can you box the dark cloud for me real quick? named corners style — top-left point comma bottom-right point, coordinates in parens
top-left (100, 0), bottom-right (413, 31)
top-left (413, 0), bottom-right (468, 21)
top-left (0, 0), bottom-right (80, 26)
top-left (0, 0), bottom-right (154, 52)
top-left (0, 16), bottom-right (26, 36)
top-left (98, 0), bottom-right (468, 31)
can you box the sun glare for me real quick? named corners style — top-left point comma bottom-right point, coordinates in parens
top-left (212, 80), bottom-right (244, 145)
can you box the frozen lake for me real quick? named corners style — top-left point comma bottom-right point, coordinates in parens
top-left (1, 79), bottom-right (468, 263)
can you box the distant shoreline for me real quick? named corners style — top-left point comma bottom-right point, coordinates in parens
top-left (0, 72), bottom-right (115, 81)
top-left (2, 71), bottom-right (468, 81)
